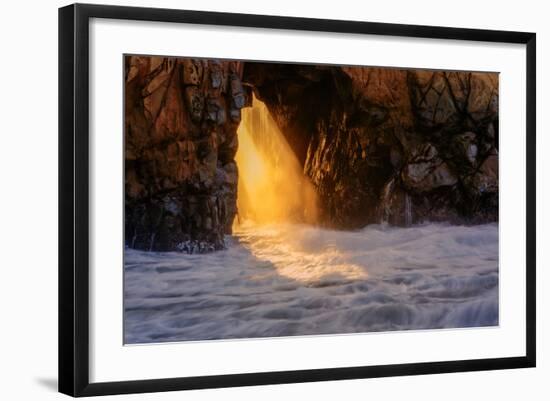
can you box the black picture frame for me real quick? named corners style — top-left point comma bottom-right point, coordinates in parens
top-left (59, 3), bottom-right (536, 397)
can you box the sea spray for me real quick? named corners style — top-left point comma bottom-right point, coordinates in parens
top-left (124, 222), bottom-right (499, 343)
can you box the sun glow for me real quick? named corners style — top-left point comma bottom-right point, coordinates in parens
top-left (234, 95), bottom-right (319, 227)
top-left (232, 96), bottom-right (366, 283)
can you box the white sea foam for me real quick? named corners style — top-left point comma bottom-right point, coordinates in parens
top-left (124, 222), bottom-right (498, 343)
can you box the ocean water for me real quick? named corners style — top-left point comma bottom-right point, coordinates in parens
top-left (124, 222), bottom-right (499, 344)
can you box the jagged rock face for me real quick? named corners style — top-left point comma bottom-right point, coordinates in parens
top-left (125, 56), bottom-right (246, 252)
top-left (244, 63), bottom-right (498, 227)
top-left (126, 57), bottom-right (499, 253)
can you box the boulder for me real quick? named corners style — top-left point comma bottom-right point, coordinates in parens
top-left (401, 143), bottom-right (457, 193)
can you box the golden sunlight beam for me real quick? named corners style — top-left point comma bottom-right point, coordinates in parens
top-left (234, 95), bottom-right (319, 227)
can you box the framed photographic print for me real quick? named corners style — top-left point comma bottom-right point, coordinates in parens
top-left (58, 3), bottom-right (536, 397)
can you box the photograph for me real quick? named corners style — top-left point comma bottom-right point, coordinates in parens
top-left (123, 55), bottom-right (499, 344)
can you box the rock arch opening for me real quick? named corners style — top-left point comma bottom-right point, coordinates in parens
top-left (124, 56), bottom-right (499, 253)
top-left (234, 94), bottom-right (318, 227)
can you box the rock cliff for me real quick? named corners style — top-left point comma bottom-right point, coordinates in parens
top-left (243, 63), bottom-right (498, 228)
top-left (125, 57), bottom-right (499, 252)
top-left (125, 56), bottom-right (246, 251)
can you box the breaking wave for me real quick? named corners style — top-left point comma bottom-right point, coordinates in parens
top-left (124, 222), bottom-right (498, 343)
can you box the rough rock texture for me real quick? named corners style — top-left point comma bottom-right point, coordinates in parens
top-left (125, 56), bottom-right (246, 252)
top-left (126, 57), bottom-right (499, 252)
top-left (243, 64), bottom-right (499, 228)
